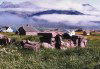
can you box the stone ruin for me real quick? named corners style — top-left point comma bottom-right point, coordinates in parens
top-left (0, 32), bottom-right (88, 51)
top-left (39, 32), bottom-right (88, 50)
top-left (20, 32), bottom-right (88, 51)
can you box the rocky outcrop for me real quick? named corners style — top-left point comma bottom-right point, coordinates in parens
top-left (0, 34), bottom-right (11, 45)
top-left (20, 40), bottom-right (40, 52)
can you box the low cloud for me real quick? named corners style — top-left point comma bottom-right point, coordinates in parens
top-left (33, 14), bottom-right (100, 23)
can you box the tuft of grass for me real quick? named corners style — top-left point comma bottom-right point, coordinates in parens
top-left (0, 32), bottom-right (100, 69)
top-left (0, 44), bottom-right (100, 69)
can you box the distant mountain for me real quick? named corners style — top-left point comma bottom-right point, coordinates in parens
top-left (29, 10), bottom-right (84, 17)
top-left (0, 9), bottom-right (84, 17)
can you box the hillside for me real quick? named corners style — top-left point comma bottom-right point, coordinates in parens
top-left (0, 32), bottom-right (100, 69)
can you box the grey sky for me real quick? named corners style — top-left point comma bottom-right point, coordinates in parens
top-left (0, 0), bottom-right (100, 10)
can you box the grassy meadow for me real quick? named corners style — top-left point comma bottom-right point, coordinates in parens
top-left (0, 32), bottom-right (100, 69)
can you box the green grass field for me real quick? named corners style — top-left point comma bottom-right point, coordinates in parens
top-left (0, 32), bottom-right (100, 69)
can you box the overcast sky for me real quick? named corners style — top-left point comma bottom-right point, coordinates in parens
top-left (0, 0), bottom-right (100, 10)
